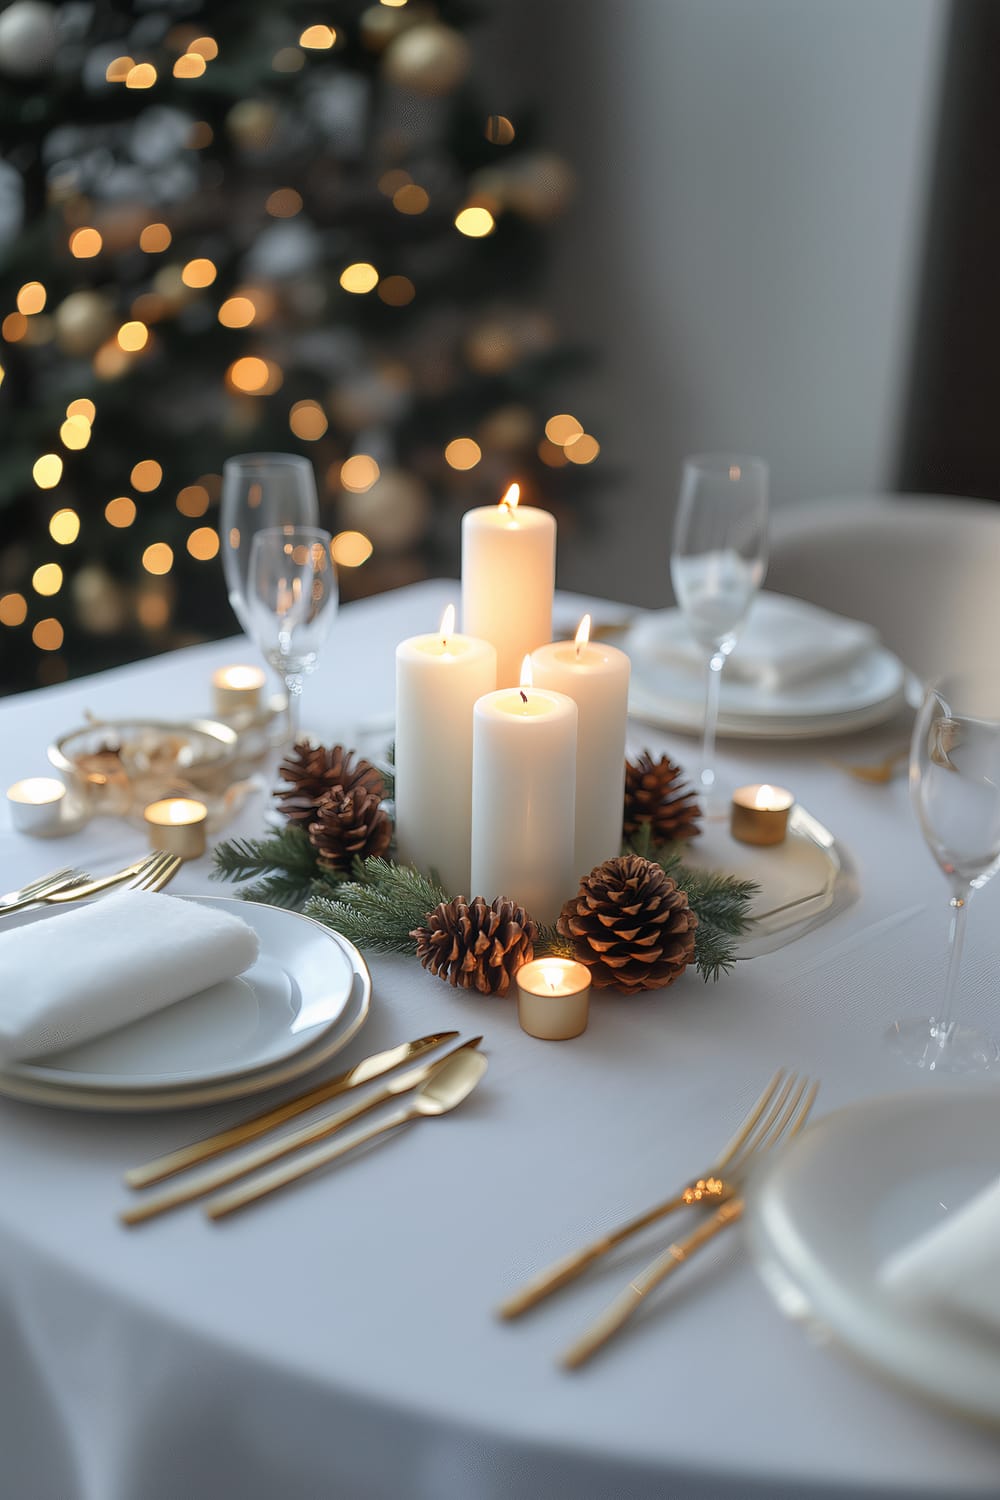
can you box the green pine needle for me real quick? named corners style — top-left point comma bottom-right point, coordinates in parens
top-left (211, 825), bottom-right (317, 883)
top-left (305, 858), bottom-right (448, 952)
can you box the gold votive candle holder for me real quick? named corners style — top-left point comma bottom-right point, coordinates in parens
top-left (517, 957), bottom-right (592, 1040)
top-left (7, 777), bottom-right (68, 836)
top-left (730, 783), bottom-right (794, 846)
top-left (143, 797), bottom-right (208, 860)
top-left (212, 664), bottom-right (266, 718)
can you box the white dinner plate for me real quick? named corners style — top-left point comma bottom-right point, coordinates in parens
top-left (746, 1089), bottom-right (1000, 1425)
top-left (0, 897), bottom-right (371, 1111)
top-left (628, 679), bottom-right (907, 739)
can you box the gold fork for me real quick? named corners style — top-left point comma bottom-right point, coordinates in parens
top-left (0, 866), bottom-right (91, 913)
top-left (560, 1076), bottom-right (819, 1369)
top-left (498, 1068), bottom-right (794, 1320)
top-left (39, 851), bottom-right (178, 903)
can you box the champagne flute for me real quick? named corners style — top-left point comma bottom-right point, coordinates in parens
top-left (246, 527), bottom-right (338, 743)
top-left (220, 454), bottom-right (319, 635)
top-left (670, 455), bottom-right (768, 804)
top-left (887, 674), bottom-right (1000, 1072)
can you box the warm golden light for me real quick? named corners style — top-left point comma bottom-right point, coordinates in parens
top-left (187, 121), bottom-right (214, 149)
top-left (380, 0), bottom-right (408, 7)
top-left (485, 114), bottom-right (516, 145)
top-left (49, 508), bottom-right (80, 545)
top-left (139, 222), bottom-right (171, 253)
top-left (105, 496), bottom-right (137, 528)
top-left (340, 454), bottom-right (380, 492)
top-left (181, 258), bottom-right (217, 288)
top-left (32, 618), bottom-right (63, 651)
top-left (2, 312), bottom-right (26, 342)
top-left (69, 226), bottom-right (103, 258)
top-left (106, 55), bottom-right (134, 82)
top-left (393, 184), bottom-right (429, 215)
top-left (377, 275), bottom-right (415, 307)
top-left (575, 614), bottom-right (591, 654)
top-left (0, 593), bottom-right (27, 626)
top-left (455, 206), bottom-right (495, 238)
top-left (142, 542), bottom-right (174, 576)
top-left (300, 24), bottom-right (336, 48)
top-left (564, 433), bottom-right (600, 464)
top-left (137, 591), bottom-right (171, 630)
top-left (331, 530), bottom-right (373, 567)
top-left (145, 797), bottom-right (206, 827)
top-left (32, 563), bottom-right (63, 597)
top-left (545, 413), bottom-right (582, 446)
top-left (66, 398), bottom-right (96, 422)
top-left (173, 52), bottom-right (206, 78)
top-left (266, 187), bottom-right (303, 218)
top-left (444, 437), bottom-right (481, 470)
top-left (339, 262), bottom-right (378, 294)
top-left (440, 603), bottom-right (456, 643)
top-left (186, 526), bottom-right (219, 560)
top-left (519, 655), bottom-right (533, 689)
top-left (538, 439), bottom-right (568, 468)
top-left (131, 459), bottom-right (163, 492)
top-left (227, 355), bottom-right (282, 394)
top-left (176, 484), bottom-right (209, 517)
top-left (59, 416), bottom-right (91, 449)
top-left (17, 282), bottom-right (46, 315)
top-left (125, 62), bottom-right (158, 89)
top-left (289, 400), bottom-right (328, 440)
top-left (116, 320), bottom-right (149, 352)
top-left (33, 454), bottom-right (63, 489)
top-left (92, 339), bottom-right (129, 379)
top-left (6, 777), bottom-right (65, 807)
top-left (378, 168), bottom-right (410, 196)
top-left (500, 482), bottom-right (520, 512)
top-left (218, 296), bottom-right (255, 328)
top-left (189, 36), bottom-right (218, 59)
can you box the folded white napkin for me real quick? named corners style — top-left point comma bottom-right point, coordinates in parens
top-left (0, 890), bottom-right (260, 1063)
top-left (629, 592), bottom-right (879, 692)
top-left (879, 1176), bottom-right (1000, 1334)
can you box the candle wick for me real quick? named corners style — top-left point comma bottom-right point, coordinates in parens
top-left (519, 689), bottom-right (528, 704)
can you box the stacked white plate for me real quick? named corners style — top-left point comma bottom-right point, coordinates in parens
top-left (0, 896), bottom-right (371, 1112)
top-left (622, 595), bottom-right (909, 740)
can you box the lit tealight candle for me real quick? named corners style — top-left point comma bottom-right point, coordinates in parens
top-left (212, 664), bottom-right (266, 717)
top-left (143, 797), bottom-right (208, 860)
top-left (7, 777), bottom-right (67, 837)
top-left (730, 783), bottom-right (794, 847)
top-left (517, 957), bottom-right (592, 1040)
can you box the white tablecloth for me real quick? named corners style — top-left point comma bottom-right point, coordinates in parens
top-left (1, 580), bottom-right (1000, 1500)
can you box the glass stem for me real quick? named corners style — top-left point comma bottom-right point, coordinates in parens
top-left (700, 649), bottom-right (726, 791)
top-left (284, 673), bottom-right (303, 744)
top-left (937, 885), bottom-right (971, 1041)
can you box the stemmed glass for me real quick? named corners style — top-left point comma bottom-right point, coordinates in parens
top-left (246, 527), bottom-right (338, 743)
top-left (670, 455), bottom-right (768, 805)
top-left (220, 454), bottom-right (319, 635)
top-left (887, 674), bottom-right (1000, 1072)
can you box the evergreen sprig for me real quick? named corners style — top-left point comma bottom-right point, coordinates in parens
top-left (304, 858), bottom-right (448, 952)
top-left (211, 825), bottom-right (342, 910)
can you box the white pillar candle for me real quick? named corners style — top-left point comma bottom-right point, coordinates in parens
top-left (461, 483), bottom-right (556, 688)
top-left (471, 658), bottom-right (577, 924)
top-left (395, 605), bottom-right (497, 895)
top-left (531, 614), bottom-right (631, 880)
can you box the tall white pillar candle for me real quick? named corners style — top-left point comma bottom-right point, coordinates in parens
top-left (461, 484), bottom-right (556, 688)
top-left (471, 660), bottom-right (577, 924)
top-left (395, 606), bottom-right (497, 895)
top-left (531, 614), bottom-right (631, 880)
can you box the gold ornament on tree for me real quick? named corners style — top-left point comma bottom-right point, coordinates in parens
top-left (557, 854), bottom-right (698, 995)
top-left (308, 785), bottom-right (392, 873)
top-left (623, 751), bottom-right (701, 845)
top-left (275, 742), bottom-right (384, 826)
top-left (411, 894), bottom-right (537, 996)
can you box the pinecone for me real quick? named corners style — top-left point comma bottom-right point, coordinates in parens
top-left (557, 853), bottom-right (698, 994)
top-left (623, 751), bottom-right (701, 844)
top-left (275, 742), bottom-right (384, 827)
top-left (307, 785), bottom-right (392, 873)
top-left (411, 895), bottom-right (538, 996)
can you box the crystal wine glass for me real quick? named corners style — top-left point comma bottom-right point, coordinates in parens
top-left (246, 527), bottom-right (338, 743)
top-left (670, 455), bottom-right (768, 804)
top-left (220, 453), bottom-right (319, 635)
top-left (887, 674), bottom-right (1000, 1072)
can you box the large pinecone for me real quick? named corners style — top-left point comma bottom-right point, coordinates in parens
top-left (623, 751), bottom-right (701, 844)
top-left (275, 742), bottom-right (384, 827)
top-left (557, 853), bottom-right (698, 994)
top-left (411, 895), bottom-right (538, 996)
top-left (307, 785), bottom-right (392, 873)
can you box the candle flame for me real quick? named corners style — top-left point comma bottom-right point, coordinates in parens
top-left (542, 963), bottom-right (564, 991)
top-left (575, 613), bottom-right (591, 657)
top-left (499, 482), bottom-right (520, 513)
top-left (439, 603), bottom-right (455, 645)
top-left (519, 655), bottom-right (533, 690)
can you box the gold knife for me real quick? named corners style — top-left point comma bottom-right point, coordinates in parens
top-left (124, 1030), bottom-right (460, 1190)
top-left (120, 1034), bottom-right (483, 1226)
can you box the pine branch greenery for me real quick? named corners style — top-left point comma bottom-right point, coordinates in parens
top-left (304, 859), bottom-right (448, 953)
top-left (211, 826), bottom-right (343, 909)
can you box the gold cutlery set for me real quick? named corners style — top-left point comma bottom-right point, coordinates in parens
top-left (0, 851), bottom-right (181, 915)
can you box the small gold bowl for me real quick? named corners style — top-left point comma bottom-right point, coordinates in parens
top-left (48, 717), bottom-right (239, 816)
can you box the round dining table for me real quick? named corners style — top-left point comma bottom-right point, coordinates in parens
top-left (1, 579), bottom-right (999, 1500)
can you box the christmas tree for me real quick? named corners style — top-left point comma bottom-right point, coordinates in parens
top-left (0, 0), bottom-right (598, 696)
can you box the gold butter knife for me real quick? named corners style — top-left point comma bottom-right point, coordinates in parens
top-left (121, 1034), bottom-right (482, 1225)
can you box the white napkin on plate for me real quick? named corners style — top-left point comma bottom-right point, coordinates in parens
top-left (0, 890), bottom-right (260, 1062)
top-left (879, 1176), bottom-right (1000, 1333)
top-left (629, 592), bottom-right (879, 692)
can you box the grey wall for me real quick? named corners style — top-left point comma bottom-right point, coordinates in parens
top-left (509, 0), bottom-right (949, 606)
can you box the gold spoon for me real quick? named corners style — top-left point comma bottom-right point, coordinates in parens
top-left (205, 1046), bottom-right (488, 1220)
